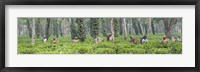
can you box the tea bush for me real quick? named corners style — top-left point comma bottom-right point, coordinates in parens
top-left (18, 34), bottom-right (182, 54)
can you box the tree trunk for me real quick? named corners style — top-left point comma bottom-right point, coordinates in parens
top-left (55, 18), bottom-right (60, 38)
top-left (27, 19), bottom-right (32, 38)
top-left (77, 18), bottom-right (87, 42)
top-left (59, 18), bottom-right (64, 37)
top-left (85, 18), bottom-right (91, 35)
top-left (163, 18), bottom-right (178, 39)
top-left (151, 18), bottom-right (155, 35)
top-left (90, 18), bottom-right (99, 38)
top-left (145, 18), bottom-right (151, 36)
top-left (56, 18), bottom-right (63, 37)
top-left (113, 18), bottom-right (120, 37)
top-left (41, 18), bottom-right (45, 37)
top-left (102, 18), bottom-right (107, 37)
top-left (122, 18), bottom-right (128, 40)
top-left (65, 18), bottom-right (70, 35)
top-left (35, 18), bottom-right (41, 38)
top-left (119, 18), bottom-right (123, 35)
top-left (110, 18), bottom-right (115, 43)
top-left (31, 18), bottom-right (36, 45)
top-left (45, 18), bottom-right (50, 40)
top-left (164, 19), bottom-right (172, 39)
top-left (165, 26), bottom-right (173, 39)
top-left (145, 24), bottom-right (148, 35)
top-left (70, 18), bottom-right (77, 39)
top-left (138, 18), bottom-right (144, 36)
top-left (132, 19), bottom-right (139, 35)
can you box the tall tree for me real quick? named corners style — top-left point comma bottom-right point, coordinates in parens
top-left (40, 18), bottom-right (45, 37)
top-left (153, 18), bottom-right (162, 34)
top-left (163, 18), bottom-right (178, 39)
top-left (138, 18), bottom-right (144, 35)
top-left (58, 18), bottom-right (63, 37)
top-left (56, 18), bottom-right (62, 37)
top-left (119, 18), bottom-right (123, 35)
top-left (132, 18), bottom-right (139, 35)
top-left (90, 18), bottom-right (99, 38)
top-left (26, 18), bottom-right (32, 38)
top-left (84, 18), bottom-right (91, 35)
top-left (151, 18), bottom-right (155, 35)
top-left (144, 18), bottom-right (151, 36)
top-left (61, 18), bottom-right (66, 36)
top-left (31, 18), bottom-right (36, 45)
top-left (35, 18), bottom-right (42, 38)
top-left (51, 18), bottom-right (59, 38)
top-left (45, 18), bottom-right (50, 40)
top-left (128, 18), bottom-right (133, 34)
top-left (70, 18), bottom-right (77, 39)
top-left (77, 18), bottom-right (87, 42)
top-left (122, 18), bottom-right (128, 40)
top-left (63, 18), bottom-right (70, 36)
top-left (110, 18), bottom-right (115, 43)
top-left (113, 18), bottom-right (120, 37)
top-left (101, 18), bottom-right (108, 37)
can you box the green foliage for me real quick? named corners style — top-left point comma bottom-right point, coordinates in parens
top-left (18, 34), bottom-right (182, 54)
top-left (70, 18), bottom-right (78, 39)
top-left (77, 18), bottom-right (87, 42)
top-left (95, 48), bottom-right (116, 54)
top-left (90, 18), bottom-right (99, 38)
top-left (113, 18), bottom-right (121, 37)
top-left (100, 18), bottom-right (108, 37)
top-left (35, 18), bottom-right (43, 38)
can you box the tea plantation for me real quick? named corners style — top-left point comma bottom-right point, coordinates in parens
top-left (18, 34), bottom-right (182, 54)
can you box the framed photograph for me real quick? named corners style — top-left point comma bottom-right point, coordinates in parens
top-left (1, 0), bottom-right (199, 72)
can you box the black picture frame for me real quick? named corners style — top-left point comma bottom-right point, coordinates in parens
top-left (0, 0), bottom-right (200, 72)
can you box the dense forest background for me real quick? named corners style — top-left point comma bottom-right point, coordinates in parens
top-left (18, 18), bottom-right (182, 54)
top-left (18, 18), bottom-right (182, 42)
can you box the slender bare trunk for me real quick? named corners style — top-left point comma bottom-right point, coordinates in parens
top-left (151, 18), bottom-right (155, 35)
top-left (146, 18), bottom-right (151, 36)
top-left (110, 18), bottom-right (115, 43)
top-left (123, 18), bottom-right (128, 40)
top-left (45, 18), bottom-right (50, 40)
top-left (138, 19), bottom-right (144, 36)
top-left (31, 18), bottom-right (36, 45)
